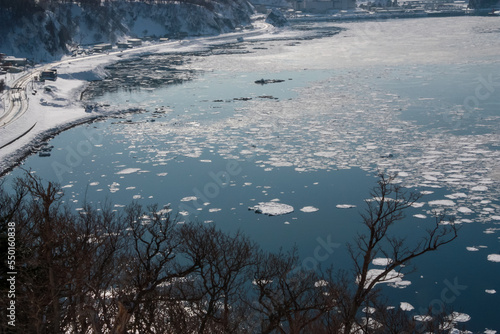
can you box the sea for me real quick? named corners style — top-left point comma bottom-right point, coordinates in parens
top-left (4, 15), bottom-right (500, 332)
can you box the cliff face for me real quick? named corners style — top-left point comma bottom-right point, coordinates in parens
top-left (0, 1), bottom-right (254, 61)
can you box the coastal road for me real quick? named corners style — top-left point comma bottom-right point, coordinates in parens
top-left (0, 21), bottom-right (273, 148)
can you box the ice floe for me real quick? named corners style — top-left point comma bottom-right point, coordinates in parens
top-left (336, 204), bottom-right (357, 209)
top-left (248, 202), bottom-right (294, 216)
top-left (487, 254), bottom-right (500, 262)
top-left (428, 199), bottom-right (456, 206)
top-left (400, 302), bottom-right (414, 311)
top-left (300, 206), bottom-right (319, 213)
top-left (116, 167), bottom-right (141, 174)
top-left (485, 289), bottom-right (496, 294)
top-left (356, 269), bottom-right (406, 288)
top-left (447, 312), bottom-right (471, 323)
top-left (372, 258), bottom-right (393, 266)
top-left (181, 196), bottom-right (198, 202)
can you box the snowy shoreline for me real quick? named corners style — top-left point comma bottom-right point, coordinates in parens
top-left (0, 22), bottom-right (275, 177)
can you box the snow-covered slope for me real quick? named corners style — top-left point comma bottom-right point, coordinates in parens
top-left (0, 1), bottom-right (254, 61)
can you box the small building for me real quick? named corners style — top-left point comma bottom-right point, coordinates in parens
top-left (93, 43), bottom-right (112, 52)
top-left (127, 38), bottom-right (142, 46)
top-left (293, 0), bottom-right (356, 11)
top-left (40, 69), bottom-right (57, 81)
top-left (3, 57), bottom-right (28, 67)
top-left (117, 42), bottom-right (132, 49)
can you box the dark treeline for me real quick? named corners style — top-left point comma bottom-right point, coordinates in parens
top-left (0, 172), bottom-right (462, 333)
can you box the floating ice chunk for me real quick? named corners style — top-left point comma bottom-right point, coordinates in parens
top-left (157, 172), bottom-right (168, 176)
top-left (484, 330), bottom-right (497, 334)
top-left (300, 206), bottom-right (319, 213)
top-left (362, 306), bottom-right (376, 314)
top-left (445, 192), bottom-right (467, 199)
top-left (179, 211), bottom-right (189, 216)
top-left (109, 182), bottom-right (120, 193)
top-left (62, 184), bottom-right (73, 188)
top-left (248, 202), bottom-right (294, 216)
top-left (336, 204), bottom-right (356, 209)
top-left (458, 207), bottom-right (473, 214)
top-left (389, 280), bottom-right (411, 288)
top-left (420, 191), bottom-right (434, 195)
top-left (209, 208), bottom-right (222, 213)
top-left (487, 254), bottom-right (500, 262)
top-left (314, 151), bottom-right (336, 158)
top-left (447, 312), bottom-right (471, 322)
top-left (411, 202), bottom-right (425, 208)
top-left (126, 186), bottom-right (136, 190)
top-left (181, 196), bottom-right (197, 202)
top-left (89, 182), bottom-right (99, 186)
top-left (356, 269), bottom-right (403, 288)
top-left (400, 302), bottom-right (414, 311)
top-left (116, 168), bottom-right (141, 175)
top-left (471, 185), bottom-right (488, 191)
top-left (413, 214), bottom-right (427, 219)
top-left (372, 258), bottom-right (393, 266)
top-left (428, 199), bottom-right (456, 206)
top-left (133, 195), bottom-right (141, 199)
top-left (485, 289), bottom-right (496, 294)
top-left (491, 216), bottom-right (500, 220)
top-left (200, 160), bottom-right (212, 163)
top-left (315, 280), bottom-right (329, 287)
top-left (466, 247), bottom-right (479, 251)
top-left (414, 315), bottom-right (433, 322)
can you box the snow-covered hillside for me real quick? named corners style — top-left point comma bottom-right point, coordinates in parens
top-left (0, 0), bottom-right (254, 61)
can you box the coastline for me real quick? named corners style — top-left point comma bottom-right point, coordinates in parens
top-left (0, 21), bottom-right (275, 178)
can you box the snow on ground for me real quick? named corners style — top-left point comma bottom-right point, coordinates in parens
top-left (0, 21), bottom-right (276, 175)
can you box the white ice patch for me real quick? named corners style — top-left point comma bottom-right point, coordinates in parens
top-left (485, 289), bottom-right (496, 294)
top-left (209, 208), bottom-right (221, 212)
top-left (300, 206), bottom-right (319, 213)
top-left (372, 258), bottom-right (393, 266)
top-left (428, 199), bottom-right (456, 206)
top-left (400, 302), bottom-right (414, 311)
top-left (248, 202), bottom-right (294, 216)
top-left (447, 312), bottom-right (471, 323)
top-left (471, 185), bottom-right (488, 191)
top-left (181, 196), bottom-right (197, 202)
top-left (457, 207), bottom-right (473, 214)
top-left (466, 246), bottom-right (479, 252)
top-left (109, 182), bottom-right (120, 193)
top-left (336, 204), bottom-right (356, 209)
top-left (487, 254), bottom-right (500, 262)
top-left (414, 315), bottom-right (433, 322)
top-left (314, 151), bottom-right (336, 158)
top-left (413, 214), bottom-right (427, 219)
top-left (356, 269), bottom-right (404, 288)
top-left (89, 182), bottom-right (99, 186)
top-left (116, 168), bottom-right (141, 175)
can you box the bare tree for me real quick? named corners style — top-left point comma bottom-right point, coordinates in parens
top-left (340, 173), bottom-right (459, 333)
top-left (176, 222), bottom-right (259, 334)
top-left (250, 248), bottom-right (332, 334)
